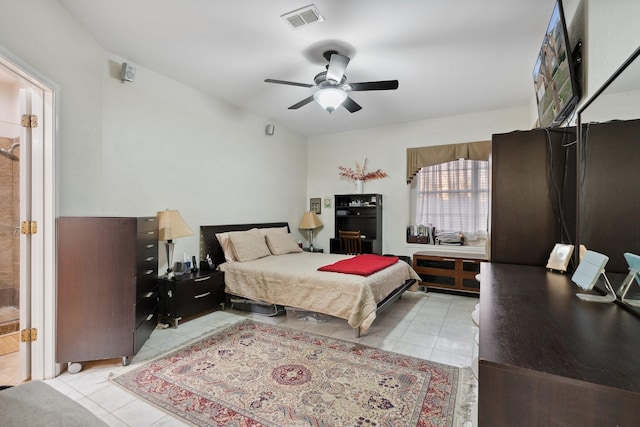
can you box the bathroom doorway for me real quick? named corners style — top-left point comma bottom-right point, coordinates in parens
top-left (0, 48), bottom-right (57, 383)
top-left (0, 66), bottom-right (23, 385)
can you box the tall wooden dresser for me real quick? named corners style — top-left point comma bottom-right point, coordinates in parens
top-left (57, 216), bottom-right (159, 366)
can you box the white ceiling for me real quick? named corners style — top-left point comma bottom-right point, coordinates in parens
top-left (58, 0), bottom-right (555, 137)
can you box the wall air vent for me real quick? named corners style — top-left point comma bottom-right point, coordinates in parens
top-left (281, 4), bottom-right (324, 29)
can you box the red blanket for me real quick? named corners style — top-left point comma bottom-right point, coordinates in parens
top-left (318, 254), bottom-right (399, 276)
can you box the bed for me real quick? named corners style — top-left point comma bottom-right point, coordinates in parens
top-left (200, 222), bottom-right (420, 336)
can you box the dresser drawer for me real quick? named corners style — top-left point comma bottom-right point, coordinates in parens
top-left (136, 217), bottom-right (158, 299)
top-left (136, 252), bottom-right (157, 279)
top-left (135, 286), bottom-right (159, 327)
top-left (137, 216), bottom-right (158, 235)
top-left (136, 273), bottom-right (158, 300)
top-left (134, 305), bottom-right (158, 354)
top-left (137, 239), bottom-right (157, 261)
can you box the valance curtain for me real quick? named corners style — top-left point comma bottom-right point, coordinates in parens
top-left (406, 140), bottom-right (491, 183)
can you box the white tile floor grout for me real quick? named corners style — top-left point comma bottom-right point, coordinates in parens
top-left (42, 290), bottom-right (479, 426)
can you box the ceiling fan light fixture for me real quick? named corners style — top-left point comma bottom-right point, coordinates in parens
top-left (314, 87), bottom-right (347, 113)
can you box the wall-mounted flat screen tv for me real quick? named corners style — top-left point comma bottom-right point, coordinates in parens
top-left (533, 0), bottom-right (580, 128)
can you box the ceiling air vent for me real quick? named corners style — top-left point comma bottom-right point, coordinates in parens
top-left (281, 4), bottom-right (324, 29)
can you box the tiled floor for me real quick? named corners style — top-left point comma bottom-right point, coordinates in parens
top-left (7, 291), bottom-right (480, 426)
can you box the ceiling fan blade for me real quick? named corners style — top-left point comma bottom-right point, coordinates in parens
top-left (349, 80), bottom-right (399, 91)
top-left (265, 78), bottom-right (313, 88)
top-left (342, 96), bottom-right (362, 113)
top-left (326, 54), bottom-right (350, 83)
top-left (288, 95), bottom-right (315, 110)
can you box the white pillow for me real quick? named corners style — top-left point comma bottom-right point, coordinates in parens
top-left (266, 233), bottom-right (303, 255)
top-left (228, 228), bottom-right (271, 262)
top-left (215, 232), bottom-right (236, 263)
top-left (258, 226), bottom-right (288, 236)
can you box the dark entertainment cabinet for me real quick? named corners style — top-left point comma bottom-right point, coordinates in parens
top-left (330, 193), bottom-right (382, 254)
top-left (479, 263), bottom-right (640, 426)
top-left (490, 128), bottom-right (576, 266)
top-left (481, 119), bottom-right (640, 425)
top-left (57, 216), bottom-right (159, 366)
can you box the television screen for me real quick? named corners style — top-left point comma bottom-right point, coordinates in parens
top-left (533, 0), bottom-right (579, 128)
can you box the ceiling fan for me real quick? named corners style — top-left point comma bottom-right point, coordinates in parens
top-left (265, 50), bottom-right (399, 113)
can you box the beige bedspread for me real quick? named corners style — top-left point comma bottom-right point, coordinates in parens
top-left (220, 252), bottom-right (420, 332)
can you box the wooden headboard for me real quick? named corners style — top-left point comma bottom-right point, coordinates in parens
top-left (200, 222), bottom-right (290, 268)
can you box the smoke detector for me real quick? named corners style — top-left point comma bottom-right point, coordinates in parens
top-left (281, 4), bottom-right (324, 29)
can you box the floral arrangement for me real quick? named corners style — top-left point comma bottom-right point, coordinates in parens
top-left (338, 158), bottom-right (388, 182)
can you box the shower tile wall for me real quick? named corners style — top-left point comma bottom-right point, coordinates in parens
top-left (0, 136), bottom-right (19, 309)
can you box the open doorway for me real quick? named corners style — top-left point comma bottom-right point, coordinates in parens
top-left (0, 47), bottom-right (57, 384)
top-left (0, 66), bottom-right (23, 385)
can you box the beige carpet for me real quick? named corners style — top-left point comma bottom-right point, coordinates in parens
top-left (0, 333), bottom-right (19, 357)
top-left (0, 380), bottom-right (108, 426)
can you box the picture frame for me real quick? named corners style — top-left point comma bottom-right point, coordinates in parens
top-left (546, 243), bottom-right (574, 273)
top-left (310, 198), bottom-right (321, 214)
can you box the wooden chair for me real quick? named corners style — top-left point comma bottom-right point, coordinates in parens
top-left (339, 230), bottom-right (362, 255)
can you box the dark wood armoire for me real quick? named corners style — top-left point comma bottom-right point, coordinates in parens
top-left (490, 127), bottom-right (576, 266)
top-left (57, 216), bottom-right (159, 366)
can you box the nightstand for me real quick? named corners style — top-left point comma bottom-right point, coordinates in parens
top-left (159, 271), bottom-right (225, 327)
top-left (303, 248), bottom-right (324, 253)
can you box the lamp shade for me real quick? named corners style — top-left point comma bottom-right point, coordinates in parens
top-left (157, 209), bottom-right (194, 241)
top-left (314, 87), bottom-right (347, 112)
top-left (299, 211), bottom-right (323, 230)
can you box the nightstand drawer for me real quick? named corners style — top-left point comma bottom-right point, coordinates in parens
top-left (160, 272), bottom-right (225, 325)
top-left (178, 274), bottom-right (222, 299)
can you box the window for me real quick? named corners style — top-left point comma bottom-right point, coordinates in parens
top-left (411, 159), bottom-right (489, 235)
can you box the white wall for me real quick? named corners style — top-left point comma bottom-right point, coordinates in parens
top-left (99, 52), bottom-right (308, 266)
top-left (583, 0), bottom-right (640, 100)
top-left (307, 0), bottom-right (640, 259)
top-left (2, 0), bottom-right (639, 266)
top-left (307, 106), bottom-right (531, 257)
top-left (0, 0), bottom-right (309, 271)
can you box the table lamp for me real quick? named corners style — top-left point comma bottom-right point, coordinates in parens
top-left (157, 209), bottom-right (193, 278)
top-left (299, 211), bottom-right (323, 251)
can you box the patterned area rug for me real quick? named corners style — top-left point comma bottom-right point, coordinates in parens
top-left (111, 320), bottom-right (476, 426)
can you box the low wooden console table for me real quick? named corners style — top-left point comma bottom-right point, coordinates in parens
top-left (479, 263), bottom-right (640, 426)
top-left (413, 247), bottom-right (487, 294)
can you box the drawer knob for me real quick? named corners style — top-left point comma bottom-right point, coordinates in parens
top-left (144, 269), bottom-right (154, 275)
top-left (194, 292), bottom-right (211, 299)
top-left (146, 313), bottom-right (154, 321)
top-left (144, 291), bottom-right (154, 298)
top-left (145, 256), bottom-right (155, 262)
top-left (194, 276), bottom-right (211, 282)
